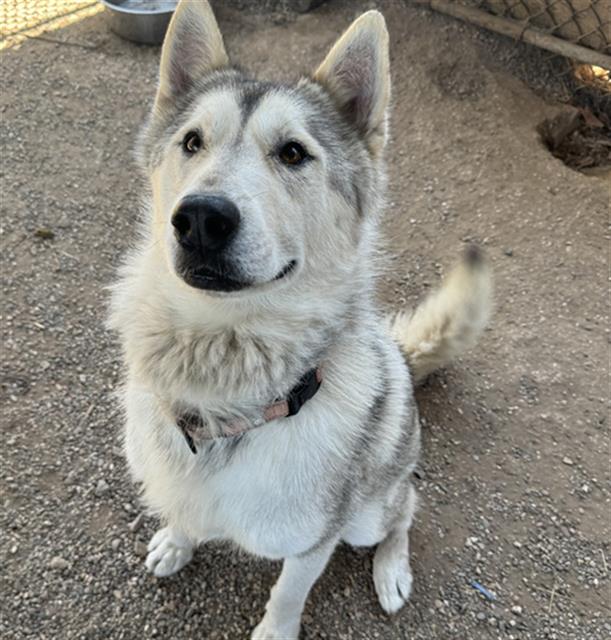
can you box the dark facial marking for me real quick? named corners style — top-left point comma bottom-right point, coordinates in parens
top-left (239, 85), bottom-right (268, 126)
top-left (141, 69), bottom-right (255, 169)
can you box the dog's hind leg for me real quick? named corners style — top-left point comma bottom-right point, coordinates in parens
top-left (373, 482), bottom-right (417, 614)
top-left (145, 526), bottom-right (194, 578)
top-left (251, 539), bottom-right (337, 640)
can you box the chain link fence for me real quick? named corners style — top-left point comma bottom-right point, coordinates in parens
top-left (415, 0), bottom-right (610, 170)
top-left (0, 0), bottom-right (102, 50)
top-left (415, 1), bottom-right (609, 97)
top-left (479, 0), bottom-right (609, 56)
top-left (470, 0), bottom-right (610, 108)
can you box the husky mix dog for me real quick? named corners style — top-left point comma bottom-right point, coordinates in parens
top-left (109, 2), bottom-right (492, 637)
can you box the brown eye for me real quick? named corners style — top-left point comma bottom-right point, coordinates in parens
top-left (278, 141), bottom-right (308, 166)
top-left (183, 130), bottom-right (202, 155)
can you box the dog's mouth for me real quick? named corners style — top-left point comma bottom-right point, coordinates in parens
top-left (182, 266), bottom-right (248, 292)
top-left (182, 260), bottom-right (297, 293)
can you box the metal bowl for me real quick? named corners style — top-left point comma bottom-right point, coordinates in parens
top-left (101, 0), bottom-right (178, 46)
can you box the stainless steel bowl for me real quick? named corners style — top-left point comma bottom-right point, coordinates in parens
top-left (101, 0), bottom-right (178, 46)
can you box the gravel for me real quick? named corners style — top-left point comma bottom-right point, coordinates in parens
top-left (1, 1), bottom-right (609, 639)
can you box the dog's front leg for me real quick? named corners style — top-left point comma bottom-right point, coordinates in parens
top-left (252, 540), bottom-right (337, 640)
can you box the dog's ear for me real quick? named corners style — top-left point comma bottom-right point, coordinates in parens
top-left (313, 11), bottom-right (390, 155)
top-left (155, 0), bottom-right (228, 110)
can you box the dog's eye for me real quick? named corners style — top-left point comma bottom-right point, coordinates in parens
top-left (183, 130), bottom-right (203, 155)
top-left (278, 141), bottom-right (308, 166)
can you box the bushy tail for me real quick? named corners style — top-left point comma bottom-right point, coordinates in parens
top-left (391, 246), bottom-right (492, 384)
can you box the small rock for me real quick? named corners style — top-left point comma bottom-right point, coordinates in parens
top-left (49, 556), bottom-right (70, 570)
top-left (128, 513), bottom-right (144, 533)
top-left (476, 612), bottom-right (486, 621)
top-left (504, 248), bottom-right (513, 256)
top-left (511, 605), bottom-right (523, 615)
top-left (133, 539), bottom-right (148, 557)
top-left (111, 538), bottom-right (121, 551)
top-left (434, 599), bottom-right (443, 609)
top-left (95, 479), bottom-right (110, 496)
top-left (562, 457), bottom-right (574, 466)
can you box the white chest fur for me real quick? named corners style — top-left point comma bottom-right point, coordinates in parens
top-left (123, 367), bottom-right (374, 559)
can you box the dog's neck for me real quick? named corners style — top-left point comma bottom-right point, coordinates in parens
top-left (110, 245), bottom-right (369, 410)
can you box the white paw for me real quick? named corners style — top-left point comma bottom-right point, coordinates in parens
top-left (251, 614), bottom-right (300, 640)
top-left (373, 553), bottom-right (413, 614)
top-left (145, 527), bottom-right (193, 577)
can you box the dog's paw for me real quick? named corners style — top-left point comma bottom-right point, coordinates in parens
top-left (373, 553), bottom-right (413, 614)
top-left (251, 614), bottom-right (300, 640)
top-left (145, 527), bottom-right (193, 577)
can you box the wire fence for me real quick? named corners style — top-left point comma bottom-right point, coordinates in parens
top-left (417, 1), bottom-right (610, 124)
top-left (475, 0), bottom-right (611, 108)
top-left (415, 0), bottom-right (610, 169)
top-left (0, 0), bottom-right (102, 50)
top-left (476, 0), bottom-right (609, 56)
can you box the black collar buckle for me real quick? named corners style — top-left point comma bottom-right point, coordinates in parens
top-left (286, 368), bottom-right (322, 417)
top-left (177, 411), bottom-right (200, 454)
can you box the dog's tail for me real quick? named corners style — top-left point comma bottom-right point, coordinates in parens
top-left (390, 246), bottom-right (492, 384)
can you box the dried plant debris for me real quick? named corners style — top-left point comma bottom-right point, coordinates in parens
top-left (538, 105), bottom-right (611, 172)
top-left (34, 227), bottom-right (55, 240)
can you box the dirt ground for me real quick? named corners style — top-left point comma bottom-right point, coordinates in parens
top-left (1, 1), bottom-right (609, 639)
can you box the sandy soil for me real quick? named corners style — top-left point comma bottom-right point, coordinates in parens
top-left (1, 1), bottom-right (609, 639)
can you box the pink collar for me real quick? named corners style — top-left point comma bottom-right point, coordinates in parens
top-left (176, 368), bottom-right (323, 453)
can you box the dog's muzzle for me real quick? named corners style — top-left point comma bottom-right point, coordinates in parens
top-left (172, 194), bottom-right (247, 291)
top-left (171, 194), bottom-right (298, 293)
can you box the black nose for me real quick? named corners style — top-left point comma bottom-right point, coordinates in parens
top-left (172, 195), bottom-right (240, 253)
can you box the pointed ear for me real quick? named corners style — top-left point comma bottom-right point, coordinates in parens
top-left (155, 0), bottom-right (228, 110)
top-left (313, 11), bottom-right (390, 154)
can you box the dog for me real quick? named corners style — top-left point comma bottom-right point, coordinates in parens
top-left (109, 2), bottom-right (492, 638)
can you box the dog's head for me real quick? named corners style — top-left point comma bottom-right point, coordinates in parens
top-left (139, 0), bottom-right (390, 297)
